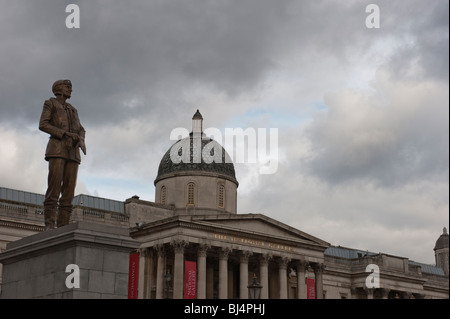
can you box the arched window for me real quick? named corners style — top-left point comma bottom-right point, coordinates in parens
top-left (160, 186), bottom-right (167, 205)
top-left (218, 184), bottom-right (225, 208)
top-left (187, 182), bottom-right (195, 206)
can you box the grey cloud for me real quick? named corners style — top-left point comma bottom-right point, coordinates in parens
top-left (301, 77), bottom-right (449, 187)
top-left (2, 0), bottom-right (292, 125)
top-left (381, 0), bottom-right (449, 82)
top-left (237, 127), bottom-right (448, 263)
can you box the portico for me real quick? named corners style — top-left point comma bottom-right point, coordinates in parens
top-left (130, 213), bottom-right (329, 299)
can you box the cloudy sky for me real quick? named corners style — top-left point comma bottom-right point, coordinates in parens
top-left (0, 0), bottom-right (448, 264)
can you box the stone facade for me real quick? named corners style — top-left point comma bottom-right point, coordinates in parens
top-left (323, 247), bottom-right (449, 299)
top-left (129, 214), bottom-right (329, 299)
top-left (2, 188), bottom-right (447, 299)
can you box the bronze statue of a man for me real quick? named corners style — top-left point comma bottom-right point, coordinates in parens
top-left (39, 79), bottom-right (86, 230)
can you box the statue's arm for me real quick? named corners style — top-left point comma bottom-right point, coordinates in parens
top-left (72, 108), bottom-right (86, 155)
top-left (38, 100), bottom-right (65, 139)
top-left (77, 124), bottom-right (87, 155)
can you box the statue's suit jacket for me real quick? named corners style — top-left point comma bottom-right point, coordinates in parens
top-left (39, 97), bottom-right (85, 164)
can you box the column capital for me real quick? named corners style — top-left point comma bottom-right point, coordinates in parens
top-left (198, 244), bottom-right (211, 257)
top-left (240, 250), bottom-right (253, 263)
top-left (154, 243), bottom-right (166, 257)
top-left (138, 247), bottom-right (153, 257)
top-left (278, 256), bottom-right (291, 269)
top-left (219, 247), bottom-right (232, 260)
top-left (171, 239), bottom-right (188, 253)
top-left (295, 259), bottom-right (308, 272)
top-left (312, 262), bottom-right (326, 274)
top-left (259, 253), bottom-right (273, 265)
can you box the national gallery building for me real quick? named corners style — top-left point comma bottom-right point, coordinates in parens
top-left (0, 111), bottom-right (448, 299)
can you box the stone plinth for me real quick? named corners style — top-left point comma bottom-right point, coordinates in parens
top-left (0, 221), bottom-right (139, 299)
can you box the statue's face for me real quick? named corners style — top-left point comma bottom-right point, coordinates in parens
top-left (60, 82), bottom-right (72, 98)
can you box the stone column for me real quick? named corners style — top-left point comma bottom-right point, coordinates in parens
top-left (313, 263), bottom-right (325, 299)
top-left (197, 244), bottom-right (210, 299)
top-left (259, 254), bottom-right (272, 299)
top-left (154, 244), bottom-right (166, 299)
top-left (239, 251), bottom-right (252, 299)
top-left (171, 239), bottom-right (188, 299)
top-left (296, 260), bottom-right (307, 299)
top-left (278, 257), bottom-right (290, 299)
top-left (219, 247), bottom-right (231, 299)
top-left (138, 248), bottom-right (152, 299)
top-left (228, 267), bottom-right (234, 299)
top-left (206, 261), bottom-right (214, 299)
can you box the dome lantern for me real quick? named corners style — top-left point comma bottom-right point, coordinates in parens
top-left (192, 109), bottom-right (203, 136)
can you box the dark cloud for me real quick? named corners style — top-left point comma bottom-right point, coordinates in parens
top-left (2, 0), bottom-right (423, 125)
top-left (1, 0), bottom-right (304, 124)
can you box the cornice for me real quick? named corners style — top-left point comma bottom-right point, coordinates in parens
top-left (0, 218), bottom-right (44, 232)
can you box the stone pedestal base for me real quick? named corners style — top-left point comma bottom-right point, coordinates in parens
top-left (0, 221), bottom-right (139, 299)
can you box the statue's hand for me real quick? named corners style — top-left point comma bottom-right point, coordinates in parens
top-left (65, 132), bottom-right (86, 155)
top-left (78, 140), bottom-right (87, 155)
top-left (64, 132), bottom-right (80, 142)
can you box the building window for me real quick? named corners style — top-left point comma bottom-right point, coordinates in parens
top-left (187, 182), bottom-right (195, 206)
top-left (160, 186), bottom-right (166, 205)
top-left (218, 184), bottom-right (225, 208)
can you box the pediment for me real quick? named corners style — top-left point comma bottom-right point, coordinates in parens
top-left (192, 214), bottom-right (329, 248)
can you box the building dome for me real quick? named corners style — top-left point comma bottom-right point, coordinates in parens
top-left (434, 227), bottom-right (449, 251)
top-left (155, 136), bottom-right (237, 185)
top-left (154, 110), bottom-right (238, 214)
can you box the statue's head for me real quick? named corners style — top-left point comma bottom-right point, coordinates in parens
top-left (52, 79), bottom-right (72, 98)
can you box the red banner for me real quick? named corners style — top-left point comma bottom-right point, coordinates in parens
top-left (306, 278), bottom-right (316, 299)
top-left (184, 261), bottom-right (197, 299)
top-left (128, 252), bottom-right (139, 299)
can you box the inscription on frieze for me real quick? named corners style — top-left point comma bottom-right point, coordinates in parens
top-left (213, 233), bottom-right (295, 252)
